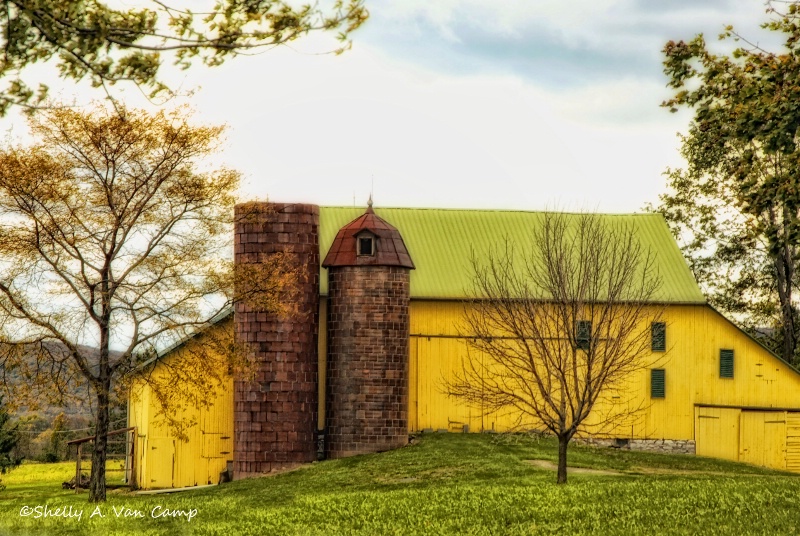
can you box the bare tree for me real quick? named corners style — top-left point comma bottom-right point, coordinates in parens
top-left (0, 104), bottom-right (296, 501)
top-left (448, 213), bottom-right (663, 484)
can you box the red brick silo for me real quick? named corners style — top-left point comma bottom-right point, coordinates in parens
top-left (322, 202), bottom-right (415, 458)
top-left (233, 202), bottom-right (319, 477)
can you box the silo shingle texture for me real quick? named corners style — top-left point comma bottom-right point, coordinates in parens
top-left (323, 206), bottom-right (413, 458)
top-left (233, 202), bottom-right (319, 477)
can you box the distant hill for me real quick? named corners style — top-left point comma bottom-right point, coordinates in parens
top-left (3, 342), bottom-right (125, 422)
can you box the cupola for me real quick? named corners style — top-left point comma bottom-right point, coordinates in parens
top-left (322, 199), bottom-right (415, 269)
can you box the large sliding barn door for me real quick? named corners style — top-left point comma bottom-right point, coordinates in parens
top-left (695, 406), bottom-right (797, 471)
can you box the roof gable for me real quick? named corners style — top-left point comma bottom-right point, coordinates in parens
top-left (319, 207), bottom-right (705, 303)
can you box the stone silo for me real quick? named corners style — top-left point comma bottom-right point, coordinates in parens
top-left (233, 202), bottom-right (319, 477)
top-left (322, 201), bottom-right (415, 458)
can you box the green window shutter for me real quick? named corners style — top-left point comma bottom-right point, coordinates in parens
top-left (720, 349), bottom-right (734, 378)
top-left (651, 369), bottom-right (665, 398)
top-left (576, 320), bottom-right (591, 351)
top-left (651, 322), bottom-right (666, 352)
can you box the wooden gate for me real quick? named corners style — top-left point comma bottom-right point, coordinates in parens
top-left (67, 427), bottom-right (138, 491)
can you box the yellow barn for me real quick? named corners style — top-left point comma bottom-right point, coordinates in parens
top-left (128, 317), bottom-right (234, 489)
top-left (128, 206), bottom-right (800, 489)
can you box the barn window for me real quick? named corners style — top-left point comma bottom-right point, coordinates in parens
top-left (358, 236), bottom-right (374, 256)
top-left (651, 368), bottom-right (665, 398)
top-left (651, 322), bottom-right (666, 352)
top-left (720, 349), bottom-right (734, 379)
top-left (576, 320), bottom-right (591, 351)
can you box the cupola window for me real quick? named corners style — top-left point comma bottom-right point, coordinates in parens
top-left (358, 236), bottom-right (374, 256)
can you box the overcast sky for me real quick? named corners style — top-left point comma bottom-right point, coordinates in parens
top-left (0, 0), bottom-right (782, 212)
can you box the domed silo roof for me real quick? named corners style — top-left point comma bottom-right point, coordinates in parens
top-left (322, 202), bottom-right (414, 269)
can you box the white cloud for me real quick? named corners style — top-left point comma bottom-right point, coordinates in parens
top-left (146, 40), bottom-right (684, 212)
top-left (1, 0), bottom-right (782, 214)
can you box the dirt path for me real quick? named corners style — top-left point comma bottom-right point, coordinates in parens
top-left (525, 460), bottom-right (624, 476)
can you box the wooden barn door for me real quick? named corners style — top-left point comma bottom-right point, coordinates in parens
top-left (695, 406), bottom-right (740, 462)
top-left (146, 437), bottom-right (175, 488)
top-left (739, 411), bottom-right (786, 470)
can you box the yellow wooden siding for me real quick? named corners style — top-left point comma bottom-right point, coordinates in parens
top-left (739, 411), bottom-right (787, 470)
top-left (128, 340), bottom-right (234, 490)
top-left (318, 297), bottom-right (327, 430)
top-left (694, 408), bottom-right (800, 469)
top-left (580, 375), bottom-right (645, 439)
top-left (201, 402), bottom-right (234, 460)
top-left (145, 437), bottom-right (175, 488)
top-left (131, 298), bottom-right (800, 479)
top-left (786, 413), bottom-right (800, 471)
top-left (695, 406), bottom-right (740, 461)
top-left (408, 299), bottom-right (800, 473)
top-left (408, 335), bottom-right (418, 432)
top-left (679, 307), bottom-right (800, 410)
top-left (410, 334), bottom-right (535, 432)
top-left (407, 301), bottom-right (800, 443)
top-left (127, 382), bottom-right (151, 488)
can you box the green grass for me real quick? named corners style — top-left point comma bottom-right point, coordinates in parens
top-left (1, 433), bottom-right (798, 535)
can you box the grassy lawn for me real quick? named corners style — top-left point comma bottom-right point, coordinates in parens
top-left (1, 433), bottom-right (798, 535)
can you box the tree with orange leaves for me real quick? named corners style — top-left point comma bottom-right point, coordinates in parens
top-left (0, 104), bottom-right (296, 502)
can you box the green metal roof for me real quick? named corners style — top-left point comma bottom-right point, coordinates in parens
top-left (319, 207), bottom-right (705, 303)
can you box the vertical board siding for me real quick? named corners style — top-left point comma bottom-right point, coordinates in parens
top-left (739, 411), bottom-right (787, 470)
top-left (785, 413), bottom-right (800, 471)
top-left (129, 323), bottom-right (235, 490)
top-left (131, 299), bottom-right (800, 480)
top-left (318, 297), bottom-right (327, 431)
top-left (407, 301), bottom-right (800, 452)
top-left (146, 437), bottom-right (175, 488)
top-left (695, 406), bottom-right (741, 461)
top-left (409, 301), bottom-right (539, 433)
top-left (408, 336), bottom-right (419, 432)
top-left (696, 409), bottom-right (800, 470)
top-left (128, 383), bottom-right (151, 488)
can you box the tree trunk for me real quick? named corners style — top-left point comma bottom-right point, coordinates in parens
top-left (774, 251), bottom-right (797, 365)
top-left (88, 379), bottom-right (111, 502)
top-left (782, 303), bottom-right (796, 366)
top-left (90, 274), bottom-right (112, 503)
top-left (772, 207), bottom-right (797, 365)
top-left (557, 433), bottom-right (569, 485)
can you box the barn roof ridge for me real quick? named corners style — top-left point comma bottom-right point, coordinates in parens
top-left (320, 205), bottom-right (652, 217)
top-left (317, 207), bottom-right (704, 304)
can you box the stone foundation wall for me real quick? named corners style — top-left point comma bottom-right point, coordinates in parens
top-left (326, 266), bottom-right (410, 458)
top-left (579, 437), bottom-right (696, 455)
top-left (233, 202), bottom-right (319, 477)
